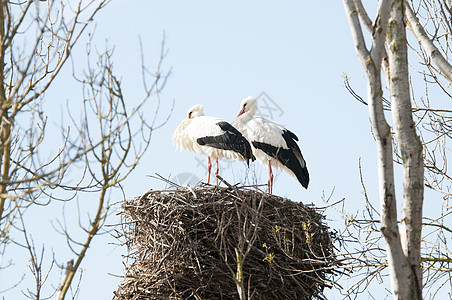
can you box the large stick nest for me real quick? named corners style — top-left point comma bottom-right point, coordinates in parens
top-left (114, 186), bottom-right (338, 299)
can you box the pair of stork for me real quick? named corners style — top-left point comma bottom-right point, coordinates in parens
top-left (173, 96), bottom-right (309, 194)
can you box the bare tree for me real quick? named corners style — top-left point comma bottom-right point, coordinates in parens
top-left (342, 0), bottom-right (452, 299)
top-left (0, 1), bottom-right (171, 298)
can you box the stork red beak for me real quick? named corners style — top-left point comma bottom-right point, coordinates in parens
top-left (237, 110), bottom-right (244, 117)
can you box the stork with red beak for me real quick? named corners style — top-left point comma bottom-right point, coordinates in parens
top-left (234, 96), bottom-right (309, 193)
top-left (173, 104), bottom-right (255, 185)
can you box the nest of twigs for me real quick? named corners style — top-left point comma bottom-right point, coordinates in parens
top-left (114, 185), bottom-right (338, 300)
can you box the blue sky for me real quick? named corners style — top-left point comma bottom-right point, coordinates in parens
top-left (7, 0), bottom-right (445, 299)
top-left (91, 1), bottom-right (381, 298)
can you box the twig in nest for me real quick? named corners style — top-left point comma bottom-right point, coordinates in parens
top-left (216, 174), bottom-right (233, 188)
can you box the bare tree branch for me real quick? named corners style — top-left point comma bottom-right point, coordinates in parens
top-left (406, 3), bottom-right (452, 83)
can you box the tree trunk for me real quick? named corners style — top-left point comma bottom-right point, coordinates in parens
top-left (344, 0), bottom-right (424, 298)
top-left (0, 0), bottom-right (10, 221)
top-left (387, 1), bottom-right (424, 298)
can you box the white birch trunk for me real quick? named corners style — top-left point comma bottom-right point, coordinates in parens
top-left (344, 0), bottom-right (423, 298)
top-left (387, 2), bottom-right (424, 299)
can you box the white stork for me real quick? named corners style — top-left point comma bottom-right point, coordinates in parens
top-left (233, 96), bottom-right (309, 193)
top-left (173, 104), bottom-right (255, 185)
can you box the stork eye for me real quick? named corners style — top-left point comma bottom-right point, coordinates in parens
top-left (188, 112), bottom-right (193, 118)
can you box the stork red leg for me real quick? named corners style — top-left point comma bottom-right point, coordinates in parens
top-left (268, 160), bottom-right (273, 194)
top-left (207, 157), bottom-right (212, 184)
top-left (215, 158), bottom-right (219, 186)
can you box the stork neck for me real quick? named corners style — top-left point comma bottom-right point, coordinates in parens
top-left (239, 106), bottom-right (257, 123)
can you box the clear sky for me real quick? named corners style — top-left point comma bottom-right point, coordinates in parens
top-left (5, 1), bottom-right (448, 299)
top-left (92, 1), bottom-right (380, 298)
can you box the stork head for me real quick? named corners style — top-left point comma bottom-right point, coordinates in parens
top-left (237, 96), bottom-right (258, 118)
top-left (187, 104), bottom-right (205, 119)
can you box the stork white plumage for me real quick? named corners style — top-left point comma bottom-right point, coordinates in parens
top-left (173, 104), bottom-right (255, 185)
top-left (233, 96), bottom-right (309, 193)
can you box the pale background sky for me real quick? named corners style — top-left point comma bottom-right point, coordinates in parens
top-left (3, 1), bottom-right (448, 299)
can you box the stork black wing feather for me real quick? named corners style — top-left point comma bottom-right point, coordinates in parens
top-left (252, 130), bottom-right (309, 189)
top-left (197, 121), bottom-right (255, 162)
